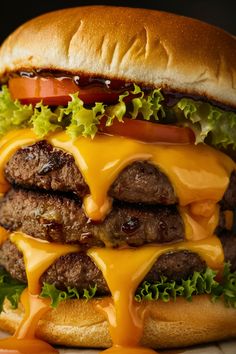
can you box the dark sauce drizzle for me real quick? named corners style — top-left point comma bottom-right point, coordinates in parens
top-left (9, 70), bottom-right (236, 113)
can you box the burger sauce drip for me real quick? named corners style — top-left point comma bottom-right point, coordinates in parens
top-left (0, 232), bottom-right (80, 354)
top-left (88, 236), bottom-right (224, 354)
top-left (14, 71), bottom-right (236, 112)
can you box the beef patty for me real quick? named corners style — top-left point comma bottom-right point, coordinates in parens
top-left (0, 240), bottom-right (206, 295)
top-left (0, 188), bottom-right (184, 248)
top-left (5, 141), bottom-right (236, 208)
top-left (218, 232), bottom-right (236, 271)
top-left (2, 230), bottom-right (236, 295)
top-left (4, 141), bottom-right (177, 205)
top-left (220, 171), bottom-right (236, 210)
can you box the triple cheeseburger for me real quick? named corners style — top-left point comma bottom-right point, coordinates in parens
top-left (0, 5), bottom-right (236, 352)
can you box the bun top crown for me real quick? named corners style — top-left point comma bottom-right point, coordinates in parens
top-left (0, 6), bottom-right (236, 107)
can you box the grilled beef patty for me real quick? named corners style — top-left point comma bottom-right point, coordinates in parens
top-left (218, 232), bottom-right (236, 271)
top-left (5, 141), bottom-right (236, 208)
top-left (4, 141), bottom-right (177, 205)
top-left (0, 188), bottom-right (184, 248)
top-left (0, 240), bottom-right (206, 295)
top-left (2, 230), bottom-right (236, 295)
top-left (220, 171), bottom-right (236, 210)
top-left (1, 141), bottom-right (235, 297)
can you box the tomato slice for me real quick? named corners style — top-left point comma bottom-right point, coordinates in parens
top-left (99, 118), bottom-right (195, 144)
top-left (9, 77), bottom-right (121, 105)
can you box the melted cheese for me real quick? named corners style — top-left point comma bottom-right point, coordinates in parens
top-left (48, 133), bottom-right (235, 222)
top-left (0, 226), bottom-right (8, 246)
top-left (102, 346), bottom-right (157, 354)
top-left (15, 289), bottom-right (51, 340)
top-left (180, 204), bottom-right (220, 241)
top-left (0, 130), bottom-right (39, 193)
top-left (0, 128), bottom-right (234, 354)
top-left (0, 232), bottom-right (80, 354)
top-left (0, 336), bottom-right (57, 354)
top-left (10, 232), bottom-right (80, 294)
top-left (88, 235), bottom-right (224, 351)
top-left (223, 210), bottom-right (234, 230)
top-left (0, 129), bottom-right (234, 223)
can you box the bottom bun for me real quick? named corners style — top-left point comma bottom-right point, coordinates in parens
top-left (1, 295), bottom-right (236, 349)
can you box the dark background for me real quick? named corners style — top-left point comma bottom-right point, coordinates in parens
top-left (0, 0), bottom-right (236, 45)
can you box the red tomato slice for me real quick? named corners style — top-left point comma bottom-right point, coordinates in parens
top-left (99, 117), bottom-right (195, 144)
top-left (9, 77), bottom-right (121, 105)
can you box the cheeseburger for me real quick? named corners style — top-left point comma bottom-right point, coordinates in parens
top-left (0, 5), bottom-right (235, 354)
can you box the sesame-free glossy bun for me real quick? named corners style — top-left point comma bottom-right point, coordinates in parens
top-left (1, 296), bottom-right (236, 349)
top-left (0, 6), bottom-right (236, 108)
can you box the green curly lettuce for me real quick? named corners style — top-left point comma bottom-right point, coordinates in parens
top-left (30, 102), bottom-right (62, 137)
top-left (2, 263), bottom-right (236, 311)
top-left (0, 86), bottom-right (33, 136)
top-left (176, 98), bottom-right (236, 149)
top-left (130, 84), bottom-right (165, 120)
top-left (212, 262), bottom-right (236, 308)
top-left (0, 84), bottom-right (236, 148)
top-left (105, 91), bottom-right (129, 126)
top-left (0, 267), bottom-right (26, 312)
top-left (40, 282), bottom-right (97, 308)
top-left (63, 94), bottom-right (105, 138)
top-left (135, 263), bottom-right (236, 307)
top-left (135, 267), bottom-right (219, 302)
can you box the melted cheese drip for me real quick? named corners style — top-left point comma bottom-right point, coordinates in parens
top-left (10, 232), bottom-right (80, 294)
top-left (180, 204), bottom-right (220, 241)
top-left (0, 336), bottom-right (57, 354)
top-left (0, 130), bottom-right (39, 193)
top-left (0, 226), bottom-right (8, 246)
top-left (102, 345), bottom-right (157, 354)
top-left (223, 210), bottom-right (234, 230)
top-left (48, 132), bottom-right (235, 222)
top-left (0, 129), bottom-right (234, 224)
top-left (88, 235), bottom-right (224, 352)
top-left (0, 129), bottom-right (234, 354)
top-left (0, 232), bottom-right (80, 354)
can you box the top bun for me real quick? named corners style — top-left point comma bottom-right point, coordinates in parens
top-left (0, 6), bottom-right (236, 107)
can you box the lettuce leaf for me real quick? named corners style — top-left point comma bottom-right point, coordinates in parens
top-left (0, 267), bottom-right (26, 312)
top-left (213, 262), bottom-right (236, 308)
top-left (30, 102), bottom-right (61, 137)
top-left (0, 84), bottom-right (236, 149)
top-left (135, 262), bottom-right (236, 307)
top-left (0, 86), bottom-right (33, 136)
top-left (1, 264), bottom-right (236, 311)
top-left (64, 94), bottom-right (105, 138)
top-left (40, 282), bottom-right (97, 308)
top-left (176, 98), bottom-right (236, 148)
top-left (105, 91), bottom-right (129, 126)
top-left (130, 84), bottom-right (165, 120)
top-left (135, 267), bottom-right (219, 302)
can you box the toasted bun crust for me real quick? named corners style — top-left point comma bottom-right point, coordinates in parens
top-left (1, 296), bottom-right (236, 349)
top-left (0, 6), bottom-right (236, 108)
